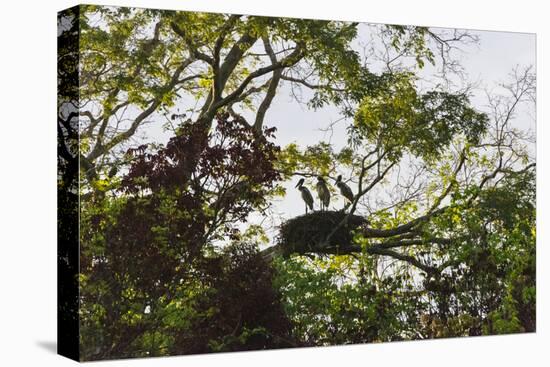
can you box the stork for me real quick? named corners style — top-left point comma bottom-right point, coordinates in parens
top-left (335, 175), bottom-right (354, 207)
top-left (295, 178), bottom-right (314, 214)
top-left (316, 176), bottom-right (331, 211)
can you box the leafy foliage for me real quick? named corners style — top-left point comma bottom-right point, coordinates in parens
top-left (354, 75), bottom-right (488, 161)
top-left (67, 5), bottom-right (536, 360)
top-left (79, 113), bottom-right (292, 359)
top-left (273, 255), bottom-right (422, 344)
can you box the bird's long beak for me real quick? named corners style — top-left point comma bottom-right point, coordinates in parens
top-left (295, 182), bottom-right (301, 188)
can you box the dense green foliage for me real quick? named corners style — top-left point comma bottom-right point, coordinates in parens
top-left (274, 170), bottom-right (535, 344)
top-left (57, 5), bottom-right (535, 360)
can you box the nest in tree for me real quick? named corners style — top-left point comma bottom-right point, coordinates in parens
top-left (277, 210), bottom-right (367, 256)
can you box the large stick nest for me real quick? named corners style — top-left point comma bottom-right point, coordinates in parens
top-left (277, 210), bottom-right (368, 256)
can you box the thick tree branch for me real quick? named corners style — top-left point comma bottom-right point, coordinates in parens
top-left (212, 44), bottom-right (304, 111)
top-left (212, 15), bottom-right (243, 101)
top-left (253, 37), bottom-right (283, 132)
top-left (216, 32), bottom-right (259, 94)
top-left (361, 207), bottom-right (447, 238)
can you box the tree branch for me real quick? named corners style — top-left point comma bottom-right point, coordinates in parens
top-left (280, 74), bottom-right (345, 92)
top-left (253, 37), bottom-right (283, 132)
top-left (213, 43), bottom-right (304, 111)
top-left (87, 58), bottom-right (195, 162)
top-left (170, 21), bottom-right (214, 65)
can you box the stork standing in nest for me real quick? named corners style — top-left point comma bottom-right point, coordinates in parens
top-left (335, 175), bottom-right (354, 208)
top-left (295, 178), bottom-right (314, 214)
top-left (316, 176), bottom-right (331, 211)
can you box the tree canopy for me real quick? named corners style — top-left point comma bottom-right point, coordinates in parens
top-left (57, 5), bottom-right (536, 360)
